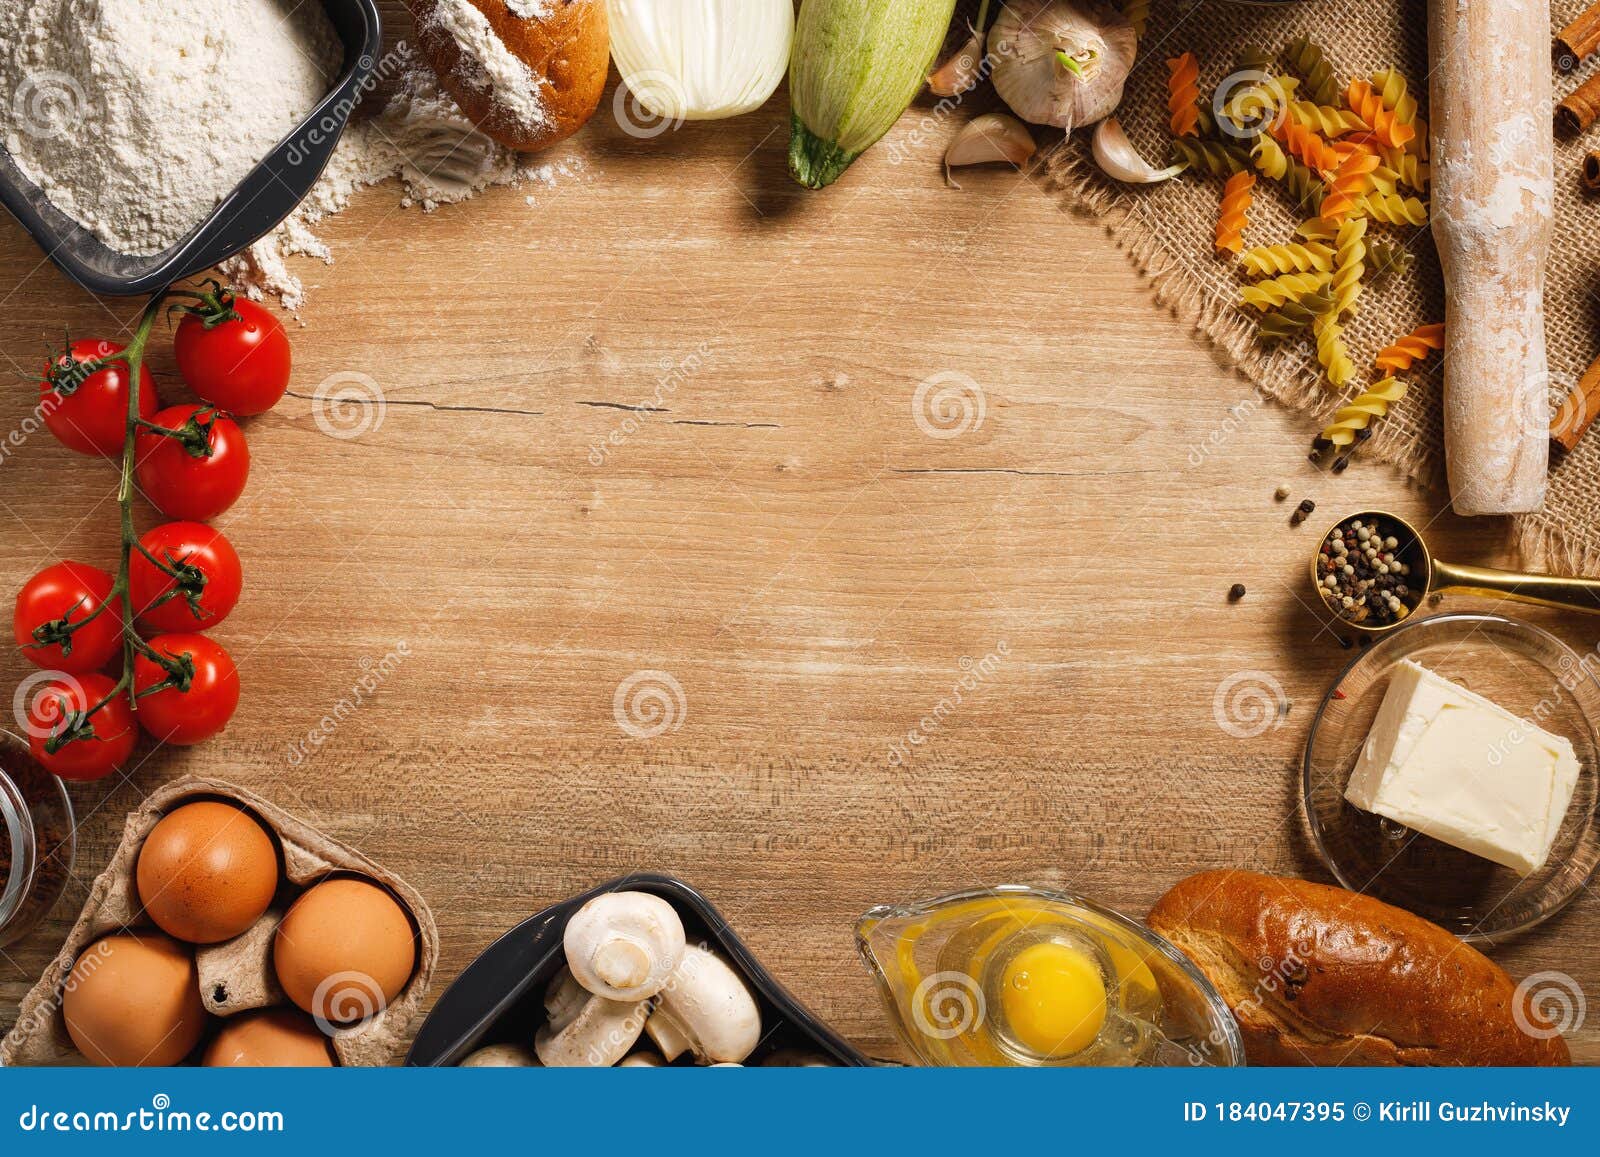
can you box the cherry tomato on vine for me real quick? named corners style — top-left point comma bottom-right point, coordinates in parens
top-left (25, 672), bottom-right (137, 781)
top-left (134, 633), bottom-right (240, 746)
top-left (129, 522), bottom-right (242, 633)
top-left (134, 405), bottom-right (250, 521)
top-left (174, 289), bottom-right (291, 416)
top-left (13, 561), bottom-right (122, 673)
top-left (40, 338), bottom-right (158, 457)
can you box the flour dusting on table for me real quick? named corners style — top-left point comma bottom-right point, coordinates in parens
top-left (220, 49), bottom-right (583, 311)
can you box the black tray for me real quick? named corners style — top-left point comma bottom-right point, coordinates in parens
top-left (0, 0), bottom-right (382, 297)
top-left (407, 873), bottom-right (870, 1067)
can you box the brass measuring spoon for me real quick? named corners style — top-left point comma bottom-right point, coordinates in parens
top-left (1311, 510), bottom-right (1600, 636)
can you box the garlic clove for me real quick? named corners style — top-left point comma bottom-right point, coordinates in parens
top-left (944, 113), bottom-right (1037, 187)
top-left (928, 25), bottom-right (987, 97)
top-left (1090, 116), bottom-right (1186, 184)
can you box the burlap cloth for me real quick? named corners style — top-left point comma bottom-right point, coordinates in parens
top-left (1042, 0), bottom-right (1600, 570)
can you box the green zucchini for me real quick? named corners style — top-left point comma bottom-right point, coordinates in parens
top-left (788, 0), bottom-right (959, 189)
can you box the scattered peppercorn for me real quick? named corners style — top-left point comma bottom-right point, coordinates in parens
top-left (1228, 583), bottom-right (1246, 601)
top-left (1274, 485), bottom-right (1291, 501)
top-left (1298, 499), bottom-right (1316, 514)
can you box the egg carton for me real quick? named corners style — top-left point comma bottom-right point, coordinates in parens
top-left (1, 775), bottom-right (438, 1067)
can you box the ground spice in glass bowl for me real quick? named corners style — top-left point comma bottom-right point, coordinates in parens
top-left (1315, 514), bottom-right (1423, 629)
top-left (0, 738), bottom-right (75, 948)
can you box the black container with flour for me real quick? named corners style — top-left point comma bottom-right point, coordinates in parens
top-left (0, 0), bottom-right (381, 296)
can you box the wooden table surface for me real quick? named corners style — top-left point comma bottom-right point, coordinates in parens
top-left (2, 11), bottom-right (1597, 1063)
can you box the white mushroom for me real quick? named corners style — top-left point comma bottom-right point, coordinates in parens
top-left (617, 1050), bottom-right (665, 1067)
top-left (460, 1042), bottom-right (539, 1067)
top-left (534, 967), bottom-right (648, 1067)
top-left (644, 945), bottom-right (761, 1065)
top-left (563, 891), bottom-right (686, 1002)
top-left (761, 1048), bottom-right (834, 1067)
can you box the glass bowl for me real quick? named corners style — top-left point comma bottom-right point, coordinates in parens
top-left (1303, 613), bottom-right (1600, 941)
top-left (856, 886), bottom-right (1245, 1066)
top-left (0, 732), bottom-right (75, 947)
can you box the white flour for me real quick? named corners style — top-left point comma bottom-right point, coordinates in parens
top-left (0, 0), bottom-right (342, 256)
top-left (424, 0), bottom-right (552, 137)
top-left (219, 47), bottom-right (582, 311)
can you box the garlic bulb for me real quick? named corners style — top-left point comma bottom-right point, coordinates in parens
top-left (988, 0), bottom-right (1137, 132)
top-left (609, 0), bottom-right (794, 122)
top-left (1091, 117), bottom-right (1185, 183)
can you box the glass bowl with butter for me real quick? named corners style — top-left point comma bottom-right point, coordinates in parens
top-left (1303, 613), bottom-right (1600, 940)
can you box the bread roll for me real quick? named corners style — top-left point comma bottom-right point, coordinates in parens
top-left (1147, 870), bottom-right (1570, 1066)
top-left (415, 0), bottom-right (608, 152)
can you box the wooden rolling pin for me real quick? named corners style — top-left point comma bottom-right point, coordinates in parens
top-left (1429, 0), bottom-right (1553, 516)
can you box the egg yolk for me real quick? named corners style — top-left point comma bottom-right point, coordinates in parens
top-left (1000, 941), bottom-right (1107, 1059)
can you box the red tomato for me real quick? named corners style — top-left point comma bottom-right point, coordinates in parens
top-left (129, 522), bottom-right (243, 632)
top-left (174, 293), bottom-right (292, 416)
top-left (25, 672), bottom-right (137, 780)
top-left (134, 405), bottom-right (250, 521)
top-left (40, 338), bottom-right (158, 457)
top-left (133, 633), bottom-right (240, 745)
top-left (13, 562), bottom-right (122, 673)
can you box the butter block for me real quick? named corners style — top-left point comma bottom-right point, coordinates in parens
top-left (1344, 659), bottom-right (1580, 875)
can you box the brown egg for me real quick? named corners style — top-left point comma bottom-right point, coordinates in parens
top-left (137, 801), bottom-right (279, 944)
top-left (63, 932), bottom-right (206, 1066)
top-left (203, 1007), bottom-right (336, 1067)
top-left (274, 877), bottom-right (416, 1025)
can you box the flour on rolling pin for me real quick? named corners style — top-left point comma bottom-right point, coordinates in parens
top-left (1429, 0), bottom-right (1553, 516)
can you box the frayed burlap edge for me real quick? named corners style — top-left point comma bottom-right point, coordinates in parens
top-left (1041, 142), bottom-right (1595, 574)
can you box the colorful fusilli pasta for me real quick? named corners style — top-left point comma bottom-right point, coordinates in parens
top-left (1239, 242), bottom-right (1334, 277)
top-left (1374, 323), bottom-right (1445, 372)
top-left (1215, 172), bottom-right (1256, 254)
top-left (1319, 377), bottom-right (1407, 446)
top-left (1376, 147), bottom-right (1429, 192)
top-left (1365, 239), bottom-right (1415, 282)
top-left (1172, 136), bottom-right (1251, 177)
top-left (1287, 102), bottom-right (1368, 138)
top-left (1345, 80), bottom-right (1415, 149)
top-left (1256, 285), bottom-right (1337, 340)
top-left (1370, 69), bottom-right (1418, 127)
top-left (1271, 117), bottom-right (1341, 174)
top-left (1313, 312), bottom-right (1356, 387)
top-left (1317, 150), bottom-right (1380, 222)
top-left (1355, 192), bottom-right (1429, 225)
top-left (1328, 216), bottom-right (1367, 320)
top-left (1239, 271), bottom-right (1331, 311)
top-left (1167, 53), bottom-right (1201, 137)
top-left (1284, 36), bottom-right (1341, 107)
